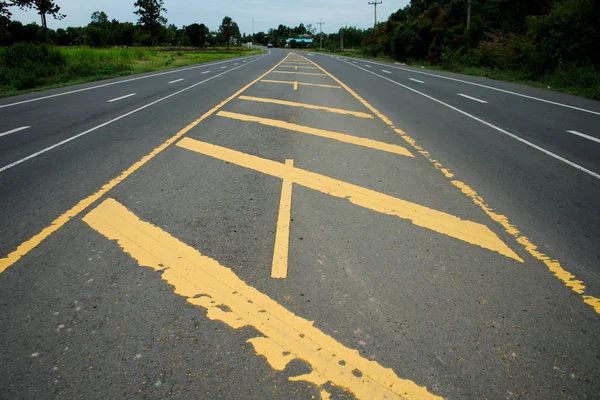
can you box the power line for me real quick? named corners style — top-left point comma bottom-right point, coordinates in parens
top-left (368, 1), bottom-right (382, 29)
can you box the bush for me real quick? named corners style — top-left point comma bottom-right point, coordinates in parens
top-left (0, 43), bottom-right (66, 90)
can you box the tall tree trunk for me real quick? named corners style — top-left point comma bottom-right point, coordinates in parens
top-left (41, 12), bottom-right (48, 42)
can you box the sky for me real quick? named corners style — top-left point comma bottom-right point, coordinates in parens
top-left (8, 0), bottom-right (409, 34)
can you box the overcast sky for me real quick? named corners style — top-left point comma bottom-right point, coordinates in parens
top-left (8, 0), bottom-right (409, 34)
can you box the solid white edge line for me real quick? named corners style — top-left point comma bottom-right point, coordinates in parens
top-left (329, 55), bottom-right (600, 116)
top-left (0, 55), bottom-right (259, 110)
top-left (107, 93), bottom-right (136, 103)
top-left (567, 130), bottom-right (600, 144)
top-left (0, 56), bottom-right (264, 174)
top-left (0, 126), bottom-right (31, 138)
top-left (457, 93), bottom-right (488, 104)
top-left (382, 70), bottom-right (391, 74)
top-left (168, 78), bottom-right (184, 84)
top-left (341, 60), bottom-right (600, 181)
top-left (409, 78), bottom-right (424, 84)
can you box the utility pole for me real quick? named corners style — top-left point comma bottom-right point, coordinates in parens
top-left (317, 19), bottom-right (324, 50)
top-left (252, 17), bottom-right (254, 39)
top-left (368, 1), bottom-right (382, 29)
top-left (467, 0), bottom-right (472, 29)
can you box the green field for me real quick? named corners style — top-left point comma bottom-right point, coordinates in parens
top-left (0, 45), bottom-right (264, 97)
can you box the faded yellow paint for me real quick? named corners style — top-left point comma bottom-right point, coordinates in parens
top-left (261, 79), bottom-right (341, 89)
top-left (271, 159), bottom-right (294, 279)
top-left (273, 71), bottom-right (327, 76)
top-left (238, 95), bottom-right (374, 119)
top-left (298, 53), bottom-right (600, 315)
top-left (217, 111), bottom-right (414, 158)
top-left (0, 52), bottom-right (293, 274)
top-left (83, 198), bottom-right (442, 400)
top-left (279, 65), bottom-right (319, 70)
top-left (293, 81), bottom-right (298, 90)
top-left (177, 137), bottom-right (522, 261)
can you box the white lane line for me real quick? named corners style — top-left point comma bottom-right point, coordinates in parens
top-left (0, 57), bottom-right (262, 174)
top-left (0, 126), bottom-right (31, 138)
top-left (0, 56), bottom-right (260, 110)
top-left (352, 61), bottom-right (357, 64)
top-left (409, 78), bottom-right (424, 84)
top-left (107, 93), bottom-right (136, 103)
top-left (168, 78), bottom-right (184, 84)
top-left (365, 65), bottom-right (372, 68)
top-left (243, 60), bottom-right (247, 63)
top-left (201, 70), bottom-right (211, 74)
top-left (221, 66), bottom-right (227, 69)
top-left (382, 70), bottom-right (392, 74)
top-left (308, 53), bottom-right (315, 56)
top-left (343, 60), bottom-right (600, 181)
top-left (567, 130), bottom-right (600, 144)
top-left (329, 56), bottom-right (600, 116)
top-left (457, 93), bottom-right (488, 104)
top-left (234, 63), bottom-right (239, 65)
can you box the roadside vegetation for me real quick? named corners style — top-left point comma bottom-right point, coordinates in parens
top-left (0, 1), bottom-right (260, 96)
top-left (252, 0), bottom-right (600, 100)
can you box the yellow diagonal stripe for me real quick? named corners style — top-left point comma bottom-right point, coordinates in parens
top-left (261, 80), bottom-right (341, 89)
top-left (83, 198), bottom-right (442, 400)
top-left (273, 71), bottom-right (326, 76)
top-left (216, 111), bottom-right (413, 157)
top-left (176, 137), bottom-right (523, 262)
top-left (238, 96), bottom-right (373, 119)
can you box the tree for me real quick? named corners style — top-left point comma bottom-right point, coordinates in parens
top-left (90, 11), bottom-right (109, 25)
top-left (186, 23), bottom-right (209, 47)
top-left (12, 0), bottom-right (65, 42)
top-left (133, 0), bottom-right (167, 46)
top-left (218, 16), bottom-right (240, 47)
top-left (1, 1), bottom-right (11, 18)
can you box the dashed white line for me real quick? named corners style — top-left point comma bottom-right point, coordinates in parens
top-left (352, 61), bottom-right (357, 64)
top-left (201, 70), bottom-right (211, 74)
top-left (0, 126), bottom-right (31, 138)
top-left (365, 65), bottom-right (372, 68)
top-left (382, 70), bottom-right (391, 74)
top-left (221, 66), bottom-right (227, 69)
top-left (457, 93), bottom-right (488, 103)
top-left (0, 57), bottom-right (262, 174)
top-left (567, 130), bottom-right (600, 144)
top-left (342, 60), bottom-right (600, 181)
top-left (107, 93), bottom-right (136, 103)
top-left (168, 78), bottom-right (184, 84)
top-left (409, 78), bottom-right (424, 84)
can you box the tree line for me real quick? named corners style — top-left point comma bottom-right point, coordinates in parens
top-left (0, 0), bottom-right (244, 47)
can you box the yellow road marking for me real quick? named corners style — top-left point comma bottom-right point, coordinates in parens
top-left (83, 198), bottom-right (441, 400)
top-left (238, 95), bottom-right (373, 119)
top-left (271, 159), bottom-right (294, 279)
top-left (177, 138), bottom-right (522, 261)
top-left (261, 79), bottom-right (341, 89)
top-left (273, 71), bottom-right (326, 76)
top-left (279, 65), bottom-right (318, 70)
top-left (296, 54), bottom-right (600, 314)
top-left (0, 54), bottom-right (294, 274)
top-left (293, 81), bottom-right (298, 90)
top-left (217, 111), bottom-right (413, 157)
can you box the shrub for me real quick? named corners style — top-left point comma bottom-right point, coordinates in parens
top-left (0, 43), bottom-right (66, 90)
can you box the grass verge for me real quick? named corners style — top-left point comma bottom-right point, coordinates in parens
top-left (300, 48), bottom-right (600, 100)
top-left (0, 45), bottom-right (264, 98)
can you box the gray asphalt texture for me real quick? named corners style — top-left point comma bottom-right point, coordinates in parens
top-left (1, 49), bottom-right (599, 399)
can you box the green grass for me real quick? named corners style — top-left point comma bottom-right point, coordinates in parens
top-left (0, 46), bottom-right (264, 97)
top-left (300, 48), bottom-right (600, 100)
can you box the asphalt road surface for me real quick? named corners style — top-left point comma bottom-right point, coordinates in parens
top-left (1, 49), bottom-right (599, 399)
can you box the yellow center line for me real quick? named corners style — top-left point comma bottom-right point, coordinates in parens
top-left (271, 159), bottom-right (294, 279)
top-left (0, 54), bottom-right (295, 274)
top-left (83, 198), bottom-right (441, 400)
top-left (261, 79), bottom-right (341, 89)
top-left (176, 137), bottom-right (522, 262)
top-left (272, 71), bottom-right (326, 76)
top-left (293, 54), bottom-right (600, 314)
top-left (216, 111), bottom-right (413, 157)
top-left (237, 95), bottom-right (374, 119)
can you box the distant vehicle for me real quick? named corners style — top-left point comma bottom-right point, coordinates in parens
top-left (267, 43), bottom-right (273, 48)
